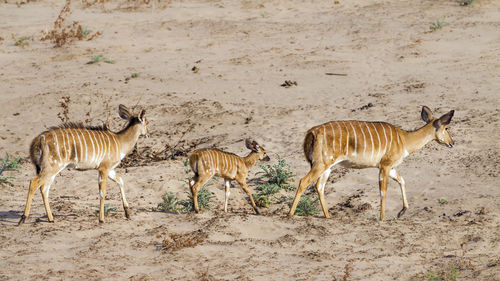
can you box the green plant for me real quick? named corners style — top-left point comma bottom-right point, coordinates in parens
top-left (81, 27), bottom-right (92, 36)
top-left (459, 0), bottom-right (475, 6)
top-left (13, 36), bottom-right (29, 47)
top-left (86, 54), bottom-right (115, 64)
top-left (253, 183), bottom-right (281, 207)
top-left (260, 12), bottom-right (268, 18)
top-left (257, 154), bottom-right (295, 190)
top-left (131, 72), bottom-right (139, 78)
top-left (438, 198), bottom-right (448, 205)
top-left (0, 153), bottom-right (22, 186)
top-left (178, 187), bottom-right (215, 212)
top-left (295, 196), bottom-right (320, 216)
top-left (411, 265), bottom-right (459, 281)
top-left (430, 19), bottom-right (448, 31)
top-left (93, 203), bottom-right (117, 216)
top-left (154, 192), bottom-right (180, 213)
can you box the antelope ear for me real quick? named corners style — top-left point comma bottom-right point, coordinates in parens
top-left (421, 106), bottom-right (433, 123)
top-left (434, 110), bottom-right (454, 128)
top-left (119, 104), bottom-right (133, 120)
top-left (138, 109), bottom-right (146, 121)
top-left (245, 139), bottom-right (254, 150)
top-left (252, 141), bottom-right (260, 151)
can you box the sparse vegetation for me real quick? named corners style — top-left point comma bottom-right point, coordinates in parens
top-left (153, 192), bottom-right (180, 213)
top-left (253, 154), bottom-right (296, 207)
top-left (430, 19), bottom-right (448, 31)
top-left (131, 72), bottom-right (139, 78)
top-left (40, 0), bottom-right (101, 47)
top-left (412, 266), bottom-right (459, 281)
top-left (295, 196), bottom-right (320, 216)
top-left (57, 96), bottom-right (71, 123)
top-left (257, 154), bottom-right (295, 190)
top-left (86, 54), bottom-right (116, 65)
top-left (438, 198), bottom-right (448, 205)
top-left (159, 230), bottom-right (207, 253)
top-left (178, 187), bottom-right (215, 212)
top-left (93, 203), bottom-right (117, 216)
top-left (0, 153), bottom-right (22, 187)
top-left (12, 35), bottom-right (30, 47)
top-left (459, 0), bottom-right (475, 6)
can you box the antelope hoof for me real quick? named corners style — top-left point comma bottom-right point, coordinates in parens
top-left (254, 208), bottom-right (260, 215)
top-left (99, 219), bottom-right (104, 224)
top-left (397, 207), bottom-right (407, 218)
top-left (48, 219), bottom-right (54, 223)
top-left (124, 208), bottom-right (130, 219)
top-left (18, 215), bottom-right (27, 226)
top-left (324, 214), bottom-right (331, 219)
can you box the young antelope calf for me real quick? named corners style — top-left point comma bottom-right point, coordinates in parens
top-left (188, 139), bottom-right (270, 214)
top-left (18, 105), bottom-right (149, 225)
top-left (289, 106), bottom-right (455, 220)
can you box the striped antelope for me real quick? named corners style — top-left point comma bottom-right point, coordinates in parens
top-left (18, 105), bottom-right (149, 225)
top-left (288, 106), bottom-right (455, 220)
top-left (188, 139), bottom-right (270, 214)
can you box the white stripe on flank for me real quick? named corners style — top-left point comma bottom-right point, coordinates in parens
top-left (87, 130), bottom-right (96, 164)
top-left (386, 124), bottom-right (393, 154)
top-left (349, 122), bottom-right (357, 157)
top-left (334, 122), bottom-right (341, 154)
top-left (51, 131), bottom-right (62, 163)
top-left (98, 131), bottom-right (105, 163)
top-left (343, 122), bottom-right (349, 156)
top-left (371, 123), bottom-right (381, 160)
top-left (90, 130), bottom-right (99, 165)
top-left (359, 122), bottom-right (367, 157)
top-left (74, 129), bottom-right (83, 162)
top-left (322, 125), bottom-right (327, 158)
top-left (95, 131), bottom-right (103, 163)
top-left (60, 129), bottom-right (67, 161)
top-left (79, 130), bottom-right (88, 163)
top-left (328, 122), bottom-right (335, 155)
top-left (69, 129), bottom-right (78, 162)
top-left (381, 123), bottom-right (388, 156)
top-left (104, 132), bottom-right (111, 160)
top-left (365, 123), bottom-right (374, 160)
top-left (99, 131), bottom-right (107, 162)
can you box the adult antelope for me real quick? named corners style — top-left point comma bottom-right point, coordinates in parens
top-left (18, 105), bottom-right (149, 225)
top-left (288, 106), bottom-right (454, 220)
top-left (188, 139), bottom-right (270, 214)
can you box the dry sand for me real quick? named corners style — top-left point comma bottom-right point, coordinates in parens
top-left (1, 0), bottom-right (499, 280)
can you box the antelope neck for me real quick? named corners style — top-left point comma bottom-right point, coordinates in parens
top-left (116, 122), bottom-right (142, 155)
top-left (243, 151), bottom-right (260, 168)
top-left (401, 122), bottom-right (436, 155)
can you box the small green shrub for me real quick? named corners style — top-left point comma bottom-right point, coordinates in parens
top-left (412, 266), bottom-right (459, 281)
top-left (253, 183), bottom-right (281, 207)
top-left (0, 153), bottom-right (22, 187)
top-left (154, 192), bottom-right (180, 213)
top-left (459, 0), bottom-right (475, 6)
top-left (295, 196), bottom-right (320, 216)
top-left (14, 36), bottom-right (29, 47)
top-left (430, 19), bottom-right (448, 31)
top-left (86, 54), bottom-right (115, 65)
top-left (438, 198), bottom-right (448, 205)
top-left (257, 154), bottom-right (295, 190)
top-left (178, 187), bottom-right (215, 212)
top-left (93, 203), bottom-right (117, 216)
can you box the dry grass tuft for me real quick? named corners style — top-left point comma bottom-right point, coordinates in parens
top-left (159, 230), bottom-right (207, 252)
top-left (40, 0), bottom-right (101, 47)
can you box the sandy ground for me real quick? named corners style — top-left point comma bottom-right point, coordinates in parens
top-left (1, 0), bottom-right (499, 280)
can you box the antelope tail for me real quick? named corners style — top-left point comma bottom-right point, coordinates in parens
top-left (29, 135), bottom-right (44, 175)
top-left (303, 130), bottom-right (316, 168)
